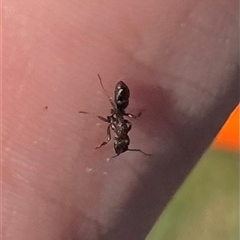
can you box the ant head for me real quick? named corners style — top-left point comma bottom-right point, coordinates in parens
top-left (114, 81), bottom-right (130, 110)
top-left (114, 136), bottom-right (130, 155)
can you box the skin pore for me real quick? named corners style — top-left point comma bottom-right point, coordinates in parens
top-left (3, 0), bottom-right (238, 239)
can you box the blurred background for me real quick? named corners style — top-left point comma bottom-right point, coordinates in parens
top-left (147, 105), bottom-right (239, 240)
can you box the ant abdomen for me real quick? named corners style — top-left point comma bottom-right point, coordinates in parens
top-left (114, 136), bottom-right (130, 155)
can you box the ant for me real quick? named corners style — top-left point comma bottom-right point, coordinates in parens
top-left (79, 75), bottom-right (151, 168)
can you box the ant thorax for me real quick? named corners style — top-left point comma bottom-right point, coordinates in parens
top-left (110, 108), bottom-right (124, 119)
top-left (110, 117), bottom-right (131, 137)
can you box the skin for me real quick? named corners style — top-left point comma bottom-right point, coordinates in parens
top-left (2, 0), bottom-right (238, 239)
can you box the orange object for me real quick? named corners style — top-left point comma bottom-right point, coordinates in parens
top-left (213, 105), bottom-right (239, 151)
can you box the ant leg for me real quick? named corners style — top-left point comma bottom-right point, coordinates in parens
top-left (124, 112), bottom-right (142, 119)
top-left (127, 148), bottom-right (151, 157)
top-left (95, 124), bottom-right (112, 149)
top-left (79, 111), bottom-right (109, 123)
top-left (86, 153), bottom-right (119, 172)
top-left (97, 116), bottom-right (109, 123)
top-left (106, 153), bottom-right (120, 162)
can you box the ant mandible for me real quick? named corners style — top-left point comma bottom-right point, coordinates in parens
top-left (79, 75), bottom-right (151, 162)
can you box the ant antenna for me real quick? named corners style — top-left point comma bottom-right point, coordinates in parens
top-left (97, 74), bottom-right (115, 108)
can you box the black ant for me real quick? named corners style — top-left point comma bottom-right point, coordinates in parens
top-left (79, 75), bottom-right (151, 169)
